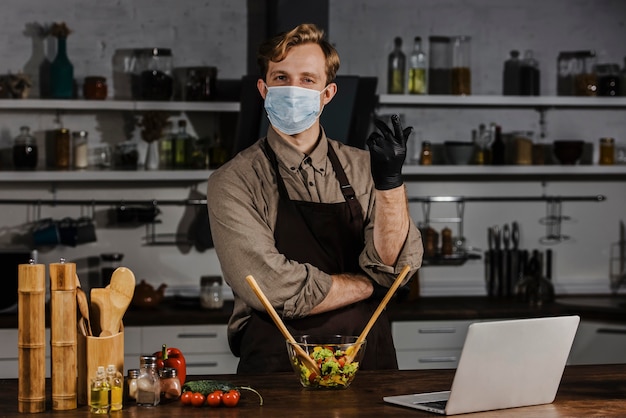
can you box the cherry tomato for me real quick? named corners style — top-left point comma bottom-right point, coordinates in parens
top-left (180, 391), bottom-right (193, 406)
top-left (191, 392), bottom-right (206, 407)
top-left (222, 389), bottom-right (240, 407)
top-left (206, 390), bottom-right (223, 407)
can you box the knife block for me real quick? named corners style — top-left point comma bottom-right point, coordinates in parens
top-left (77, 325), bottom-right (124, 406)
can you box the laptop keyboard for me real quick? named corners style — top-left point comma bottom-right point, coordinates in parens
top-left (418, 400), bottom-right (448, 410)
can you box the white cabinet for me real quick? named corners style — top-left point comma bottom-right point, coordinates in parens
top-left (567, 320), bottom-right (626, 365)
top-left (139, 324), bottom-right (237, 375)
top-left (392, 320), bottom-right (473, 370)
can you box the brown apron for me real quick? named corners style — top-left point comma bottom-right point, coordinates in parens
top-left (235, 139), bottom-right (398, 374)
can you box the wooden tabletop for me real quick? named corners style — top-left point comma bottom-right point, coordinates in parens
top-left (2, 364), bottom-right (626, 417)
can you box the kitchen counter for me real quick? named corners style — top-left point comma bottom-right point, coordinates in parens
top-left (1, 364), bottom-right (625, 417)
top-left (2, 295), bottom-right (626, 329)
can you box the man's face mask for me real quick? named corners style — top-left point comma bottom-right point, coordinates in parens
top-left (263, 84), bottom-right (328, 135)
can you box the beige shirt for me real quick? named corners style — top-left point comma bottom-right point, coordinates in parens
top-left (207, 126), bottom-right (423, 346)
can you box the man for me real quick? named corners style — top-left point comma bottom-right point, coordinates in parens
top-left (207, 23), bottom-right (422, 374)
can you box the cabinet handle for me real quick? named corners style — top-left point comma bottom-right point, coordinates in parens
top-left (418, 328), bottom-right (456, 334)
top-left (176, 333), bottom-right (219, 339)
top-left (186, 362), bottom-right (219, 368)
top-left (418, 356), bottom-right (458, 363)
top-left (596, 328), bottom-right (626, 335)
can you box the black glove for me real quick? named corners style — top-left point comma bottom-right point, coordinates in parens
top-left (366, 114), bottom-right (413, 190)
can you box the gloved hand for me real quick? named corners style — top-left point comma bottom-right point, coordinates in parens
top-left (366, 114), bottom-right (413, 190)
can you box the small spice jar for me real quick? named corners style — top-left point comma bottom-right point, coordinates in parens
top-left (125, 369), bottom-right (139, 402)
top-left (599, 137), bottom-right (615, 165)
top-left (72, 130), bottom-right (88, 169)
top-left (83, 76), bottom-right (108, 100)
top-left (158, 367), bottom-right (182, 401)
top-left (420, 141), bottom-right (433, 165)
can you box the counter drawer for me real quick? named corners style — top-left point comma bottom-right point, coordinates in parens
top-left (392, 320), bottom-right (473, 350)
top-left (396, 349), bottom-right (461, 370)
top-left (184, 353), bottom-right (238, 375)
top-left (141, 324), bottom-right (230, 354)
top-left (568, 320), bottom-right (626, 365)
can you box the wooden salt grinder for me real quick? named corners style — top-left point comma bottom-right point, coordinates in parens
top-left (17, 262), bottom-right (46, 413)
top-left (50, 260), bottom-right (77, 410)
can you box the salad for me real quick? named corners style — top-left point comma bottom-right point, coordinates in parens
top-left (295, 344), bottom-right (360, 388)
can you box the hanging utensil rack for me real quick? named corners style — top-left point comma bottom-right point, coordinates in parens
top-left (410, 194), bottom-right (606, 265)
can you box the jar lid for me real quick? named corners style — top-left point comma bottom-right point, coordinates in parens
top-left (158, 367), bottom-right (177, 378)
top-left (201, 275), bottom-right (222, 286)
top-left (84, 76), bottom-right (107, 82)
top-left (72, 130), bottom-right (88, 139)
top-left (127, 369), bottom-right (140, 378)
top-left (140, 355), bottom-right (158, 366)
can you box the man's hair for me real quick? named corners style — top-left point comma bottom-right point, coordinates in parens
top-left (257, 23), bottom-right (340, 85)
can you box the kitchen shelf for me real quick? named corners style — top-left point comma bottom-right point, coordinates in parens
top-left (402, 165), bottom-right (626, 177)
top-left (378, 95), bottom-right (626, 109)
top-left (0, 169), bottom-right (215, 182)
top-left (0, 165), bottom-right (625, 183)
top-left (0, 99), bottom-right (240, 112)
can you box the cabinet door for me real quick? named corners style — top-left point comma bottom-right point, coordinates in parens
top-left (568, 320), bottom-right (626, 365)
top-left (392, 320), bottom-right (473, 370)
top-left (141, 324), bottom-right (237, 375)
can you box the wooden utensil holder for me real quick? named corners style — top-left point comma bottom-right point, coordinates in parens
top-left (77, 326), bottom-right (124, 406)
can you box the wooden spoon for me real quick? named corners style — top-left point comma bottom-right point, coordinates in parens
top-left (245, 275), bottom-right (321, 375)
top-left (106, 267), bottom-right (136, 335)
top-left (345, 265), bottom-right (411, 364)
top-left (90, 287), bottom-right (111, 337)
top-left (75, 274), bottom-right (92, 336)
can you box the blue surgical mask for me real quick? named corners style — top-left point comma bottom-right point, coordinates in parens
top-left (263, 84), bottom-right (327, 135)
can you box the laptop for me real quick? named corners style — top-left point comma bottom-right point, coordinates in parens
top-left (383, 315), bottom-right (580, 415)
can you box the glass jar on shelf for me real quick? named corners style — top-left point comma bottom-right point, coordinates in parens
top-left (451, 36), bottom-right (471, 95)
top-left (72, 130), bottom-right (89, 169)
top-left (138, 48), bottom-right (174, 101)
top-left (13, 126), bottom-right (38, 170)
top-left (595, 63), bottom-right (621, 97)
top-left (574, 50), bottom-right (597, 96)
top-left (428, 36), bottom-right (452, 94)
top-left (55, 128), bottom-right (71, 169)
top-left (200, 275), bottom-right (224, 309)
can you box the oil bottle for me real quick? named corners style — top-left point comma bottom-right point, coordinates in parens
top-left (90, 366), bottom-right (110, 414)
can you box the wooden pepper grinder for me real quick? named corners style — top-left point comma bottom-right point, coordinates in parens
top-left (17, 261), bottom-right (46, 413)
top-left (50, 259), bottom-right (77, 410)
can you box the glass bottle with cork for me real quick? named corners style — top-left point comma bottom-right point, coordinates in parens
top-left (599, 137), bottom-right (615, 165)
top-left (503, 50), bottom-right (521, 95)
top-left (90, 366), bottom-right (110, 414)
top-left (428, 36), bottom-right (452, 94)
top-left (420, 141), bottom-right (433, 165)
top-left (55, 128), bottom-right (71, 169)
top-left (106, 364), bottom-right (123, 412)
top-left (387, 37), bottom-right (406, 94)
top-left (173, 119), bottom-right (193, 169)
top-left (407, 36), bottom-right (427, 94)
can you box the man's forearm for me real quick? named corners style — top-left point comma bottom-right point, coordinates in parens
top-left (374, 185), bottom-right (410, 266)
top-left (309, 273), bottom-right (373, 315)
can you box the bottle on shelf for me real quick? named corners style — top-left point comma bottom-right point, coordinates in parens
top-left (620, 56), bottom-right (626, 96)
top-left (387, 36), bottom-right (406, 94)
top-left (502, 50), bottom-right (521, 95)
top-left (159, 121), bottom-right (174, 169)
top-left (90, 366), bottom-right (110, 415)
top-left (520, 49), bottom-right (540, 96)
top-left (208, 135), bottom-right (229, 169)
top-left (173, 119), bottom-right (193, 169)
top-left (490, 123), bottom-right (506, 165)
top-left (106, 364), bottom-right (124, 412)
top-left (407, 36), bottom-right (427, 94)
